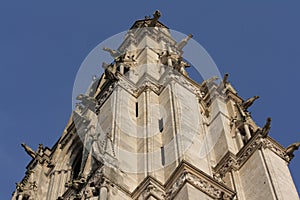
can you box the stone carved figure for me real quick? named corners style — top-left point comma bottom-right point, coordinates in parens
top-left (149, 10), bottom-right (161, 27)
top-left (286, 142), bottom-right (300, 158)
top-left (21, 143), bottom-right (36, 158)
top-left (261, 117), bottom-right (272, 138)
top-left (65, 177), bottom-right (86, 191)
top-left (126, 54), bottom-right (135, 62)
top-left (203, 76), bottom-right (219, 86)
top-left (84, 185), bottom-right (99, 200)
top-left (37, 144), bottom-right (44, 155)
top-left (76, 94), bottom-right (98, 110)
top-left (103, 47), bottom-right (121, 59)
top-left (176, 34), bottom-right (193, 51)
top-left (242, 96), bottom-right (259, 110)
top-left (102, 62), bottom-right (119, 82)
top-left (157, 50), bottom-right (173, 67)
top-left (213, 173), bottom-right (224, 183)
top-left (176, 57), bottom-right (190, 76)
top-left (200, 76), bottom-right (219, 93)
top-left (221, 73), bottom-right (229, 89)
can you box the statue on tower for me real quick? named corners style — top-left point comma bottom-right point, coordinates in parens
top-left (242, 96), bottom-right (260, 111)
top-left (103, 47), bottom-right (122, 60)
top-left (21, 143), bottom-right (36, 159)
top-left (176, 34), bottom-right (193, 51)
top-left (286, 142), bottom-right (300, 159)
top-left (102, 62), bottom-right (119, 81)
top-left (261, 117), bottom-right (272, 138)
top-left (149, 10), bottom-right (161, 27)
top-left (175, 57), bottom-right (190, 76)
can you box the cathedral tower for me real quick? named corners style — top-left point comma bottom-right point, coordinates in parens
top-left (13, 11), bottom-right (299, 200)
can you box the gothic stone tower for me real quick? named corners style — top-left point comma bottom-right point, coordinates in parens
top-left (12, 11), bottom-right (299, 200)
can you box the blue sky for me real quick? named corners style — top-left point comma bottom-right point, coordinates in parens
top-left (0, 1), bottom-right (299, 199)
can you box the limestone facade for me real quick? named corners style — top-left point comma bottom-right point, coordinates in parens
top-left (12, 11), bottom-right (299, 200)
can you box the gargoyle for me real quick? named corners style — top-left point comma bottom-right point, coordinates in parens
top-left (206, 76), bottom-right (219, 85)
top-left (261, 117), bottom-right (272, 138)
top-left (103, 47), bottom-right (121, 58)
top-left (286, 142), bottom-right (300, 158)
top-left (200, 76), bottom-right (219, 92)
top-left (176, 34), bottom-right (193, 51)
top-left (102, 62), bottom-right (118, 81)
top-left (242, 96), bottom-right (259, 110)
top-left (21, 143), bottom-right (36, 158)
top-left (65, 177), bottom-right (86, 191)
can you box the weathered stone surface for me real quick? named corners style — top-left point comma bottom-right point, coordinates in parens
top-left (12, 11), bottom-right (299, 200)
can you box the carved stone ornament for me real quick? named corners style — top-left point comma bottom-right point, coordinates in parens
top-left (214, 134), bottom-right (289, 177)
top-left (165, 167), bottom-right (234, 200)
top-left (138, 183), bottom-right (165, 200)
top-left (117, 74), bottom-right (164, 97)
top-left (131, 177), bottom-right (165, 200)
top-left (16, 170), bottom-right (36, 192)
top-left (133, 80), bottom-right (163, 96)
top-left (262, 138), bottom-right (290, 161)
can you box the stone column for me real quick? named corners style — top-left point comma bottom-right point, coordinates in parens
top-left (236, 129), bottom-right (244, 149)
top-left (119, 63), bottom-right (124, 74)
top-left (145, 88), bottom-right (152, 174)
top-left (46, 172), bottom-right (55, 200)
top-left (17, 194), bottom-right (23, 200)
top-left (244, 123), bottom-right (252, 140)
top-left (160, 64), bottom-right (165, 75)
top-left (99, 179), bottom-right (109, 200)
top-left (167, 57), bottom-right (172, 67)
top-left (167, 46), bottom-right (172, 67)
top-left (99, 187), bottom-right (108, 200)
top-left (53, 171), bottom-right (60, 199)
top-left (57, 171), bottom-right (67, 197)
top-left (169, 82), bottom-right (181, 164)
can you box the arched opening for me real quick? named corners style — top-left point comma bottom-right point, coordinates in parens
top-left (71, 146), bottom-right (83, 180)
top-left (237, 127), bottom-right (247, 145)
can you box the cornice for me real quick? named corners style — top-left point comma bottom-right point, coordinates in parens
top-left (62, 160), bottom-right (235, 199)
top-left (118, 26), bottom-right (176, 53)
top-left (131, 176), bottom-right (165, 200)
top-left (213, 134), bottom-right (289, 177)
top-left (164, 161), bottom-right (235, 200)
top-left (101, 69), bottom-right (202, 102)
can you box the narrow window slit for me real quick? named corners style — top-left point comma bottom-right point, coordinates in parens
top-left (161, 146), bottom-right (165, 166)
top-left (135, 102), bottom-right (138, 117)
top-left (159, 118), bottom-right (164, 132)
